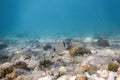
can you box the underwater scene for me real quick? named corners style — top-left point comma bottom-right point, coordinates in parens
top-left (0, 0), bottom-right (120, 80)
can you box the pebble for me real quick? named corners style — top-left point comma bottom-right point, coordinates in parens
top-left (38, 76), bottom-right (53, 80)
top-left (59, 66), bottom-right (67, 75)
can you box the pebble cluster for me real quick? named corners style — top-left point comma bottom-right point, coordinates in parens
top-left (0, 37), bottom-right (120, 80)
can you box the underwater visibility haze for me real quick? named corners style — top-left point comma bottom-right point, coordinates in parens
top-left (0, 0), bottom-right (120, 38)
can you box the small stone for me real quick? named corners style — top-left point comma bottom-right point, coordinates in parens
top-left (58, 66), bottom-right (67, 75)
top-left (70, 76), bottom-right (76, 80)
top-left (79, 65), bottom-right (88, 73)
top-left (108, 71), bottom-right (117, 80)
top-left (57, 75), bottom-right (67, 80)
top-left (87, 65), bottom-right (99, 75)
top-left (16, 75), bottom-right (25, 80)
top-left (76, 76), bottom-right (87, 80)
top-left (116, 77), bottom-right (120, 80)
top-left (38, 76), bottom-right (52, 80)
top-left (100, 70), bottom-right (109, 79)
top-left (117, 68), bottom-right (120, 75)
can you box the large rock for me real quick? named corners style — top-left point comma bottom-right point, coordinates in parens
top-left (6, 69), bottom-right (28, 80)
top-left (43, 43), bottom-right (52, 51)
top-left (96, 37), bottom-right (109, 47)
top-left (0, 70), bottom-right (5, 78)
top-left (66, 44), bottom-right (91, 56)
top-left (27, 59), bottom-right (40, 70)
top-left (13, 61), bottom-right (28, 69)
top-left (0, 62), bottom-right (14, 74)
top-left (0, 53), bottom-right (8, 63)
top-left (108, 61), bottom-right (119, 72)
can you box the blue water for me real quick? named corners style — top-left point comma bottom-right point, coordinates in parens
top-left (0, 0), bottom-right (120, 38)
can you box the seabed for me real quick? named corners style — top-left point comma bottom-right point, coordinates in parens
top-left (0, 35), bottom-right (120, 80)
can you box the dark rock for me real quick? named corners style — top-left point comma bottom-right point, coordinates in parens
top-left (0, 70), bottom-right (5, 78)
top-left (6, 69), bottom-right (28, 80)
top-left (26, 40), bottom-right (41, 48)
top-left (87, 65), bottom-right (99, 75)
top-left (43, 43), bottom-right (52, 50)
top-left (67, 44), bottom-right (91, 56)
top-left (108, 62), bottom-right (119, 72)
top-left (0, 62), bottom-right (14, 75)
top-left (96, 37), bottom-right (109, 47)
top-left (13, 61), bottom-right (28, 69)
top-left (0, 41), bottom-right (7, 50)
top-left (40, 59), bottom-right (53, 69)
top-left (0, 53), bottom-right (8, 63)
top-left (11, 54), bottom-right (31, 62)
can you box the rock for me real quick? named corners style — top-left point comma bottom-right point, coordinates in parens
top-left (116, 77), bottom-right (120, 80)
top-left (76, 76), bottom-right (87, 80)
top-left (87, 65), bottom-right (99, 75)
top-left (108, 61), bottom-right (119, 72)
top-left (6, 69), bottom-right (28, 80)
top-left (96, 37), bottom-right (109, 47)
top-left (58, 66), bottom-right (67, 75)
top-left (84, 37), bottom-right (93, 43)
top-left (79, 64), bottom-right (88, 73)
top-left (43, 43), bottom-right (52, 50)
top-left (57, 75), bottom-right (68, 80)
top-left (26, 40), bottom-right (41, 48)
top-left (0, 70), bottom-right (5, 78)
top-left (64, 38), bottom-right (73, 46)
top-left (16, 73), bottom-right (41, 80)
top-left (99, 70), bottom-right (109, 79)
top-left (108, 71), bottom-right (117, 80)
top-left (50, 68), bottom-right (59, 78)
top-left (0, 53), bottom-right (8, 63)
top-left (67, 44), bottom-right (91, 56)
top-left (70, 76), bottom-right (76, 80)
top-left (11, 54), bottom-right (31, 62)
top-left (13, 61), bottom-right (28, 69)
top-left (38, 76), bottom-right (53, 80)
top-left (27, 59), bottom-right (40, 69)
top-left (0, 62), bottom-right (14, 74)
top-left (0, 41), bottom-right (7, 50)
top-left (16, 75), bottom-right (26, 80)
top-left (40, 59), bottom-right (53, 69)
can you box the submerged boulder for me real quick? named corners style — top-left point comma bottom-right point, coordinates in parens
top-left (0, 53), bottom-right (8, 63)
top-left (13, 61), bottom-right (28, 69)
top-left (0, 62), bottom-right (14, 79)
top-left (66, 44), bottom-right (91, 56)
top-left (108, 61), bottom-right (119, 72)
top-left (6, 69), bottom-right (28, 80)
top-left (43, 43), bottom-right (52, 50)
top-left (96, 37), bottom-right (109, 47)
